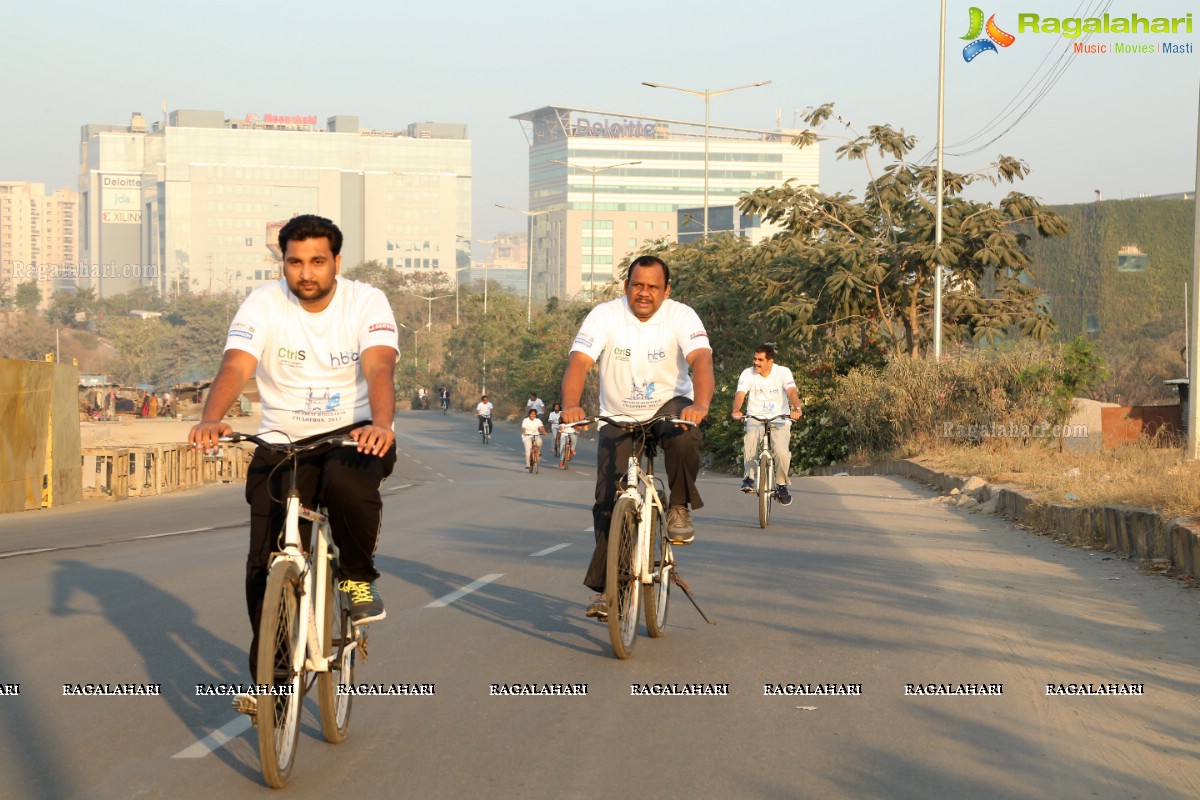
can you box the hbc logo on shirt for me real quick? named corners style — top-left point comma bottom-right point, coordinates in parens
top-left (328, 351), bottom-right (360, 367)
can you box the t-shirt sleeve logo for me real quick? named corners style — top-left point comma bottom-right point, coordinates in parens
top-left (368, 322), bottom-right (396, 333)
top-left (228, 322), bottom-right (255, 340)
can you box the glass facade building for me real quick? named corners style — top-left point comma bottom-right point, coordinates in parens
top-left (78, 111), bottom-right (470, 299)
top-left (511, 105), bottom-right (819, 298)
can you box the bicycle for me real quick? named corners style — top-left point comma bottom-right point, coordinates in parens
top-left (525, 434), bottom-right (542, 474)
top-left (557, 426), bottom-right (574, 470)
top-left (742, 414), bottom-right (791, 529)
top-left (479, 416), bottom-right (492, 445)
top-left (580, 413), bottom-right (714, 659)
top-left (221, 432), bottom-right (369, 788)
top-left (440, 396), bottom-right (449, 414)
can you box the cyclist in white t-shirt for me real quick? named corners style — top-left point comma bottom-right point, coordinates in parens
top-left (561, 255), bottom-right (714, 620)
top-left (189, 214), bottom-right (399, 677)
top-left (476, 395), bottom-right (494, 435)
top-left (520, 408), bottom-right (547, 470)
top-left (731, 344), bottom-right (803, 505)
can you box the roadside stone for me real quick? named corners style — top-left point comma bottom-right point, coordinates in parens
top-left (977, 497), bottom-right (999, 515)
top-left (949, 488), bottom-right (960, 496)
top-left (962, 476), bottom-right (987, 495)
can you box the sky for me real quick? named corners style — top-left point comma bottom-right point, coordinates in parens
top-left (4, 0), bottom-right (1197, 259)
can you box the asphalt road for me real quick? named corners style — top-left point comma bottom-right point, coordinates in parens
top-left (1, 410), bottom-right (1197, 799)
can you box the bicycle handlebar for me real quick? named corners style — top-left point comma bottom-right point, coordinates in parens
top-left (561, 413), bottom-right (697, 430)
top-left (740, 414), bottom-right (793, 424)
top-left (219, 432), bottom-right (359, 453)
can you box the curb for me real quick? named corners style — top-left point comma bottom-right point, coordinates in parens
top-left (810, 459), bottom-right (1200, 579)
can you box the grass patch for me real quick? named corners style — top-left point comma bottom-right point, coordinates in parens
top-left (916, 440), bottom-right (1200, 521)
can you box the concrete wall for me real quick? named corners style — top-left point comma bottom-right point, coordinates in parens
top-left (0, 359), bottom-right (83, 512)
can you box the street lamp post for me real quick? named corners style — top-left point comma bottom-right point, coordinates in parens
top-left (409, 293), bottom-right (453, 330)
top-left (548, 159), bottom-right (641, 298)
top-left (642, 79), bottom-right (771, 239)
top-left (495, 203), bottom-right (548, 324)
top-left (396, 322), bottom-right (419, 369)
top-left (474, 238), bottom-right (496, 317)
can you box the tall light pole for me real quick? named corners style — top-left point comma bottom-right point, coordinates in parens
top-left (548, 159), bottom-right (641, 298)
top-left (933, 0), bottom-right (947, 360)
top-left (396, 322), bottom-right (419, 369)
top-left (474, 238), bottom-right (496, 317)
top-left (642, 80), bottom-right (771, 239)
top-left (409, 293), bottom-right (453, 329)
top-left (495, 203), bottom-right (548, 324)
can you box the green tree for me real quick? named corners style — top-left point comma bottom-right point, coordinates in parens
top-left (45, 287), bottom-right (97, 328)
top-left (738, 103), bottom-right (1068, 357)
top-left (15, 282), bottom-right (41, 313)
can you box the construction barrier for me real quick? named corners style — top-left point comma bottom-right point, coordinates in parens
top-left (81, 443), bottom-right (253, 501)
top-left (81, 449), bottom-right (130, 501)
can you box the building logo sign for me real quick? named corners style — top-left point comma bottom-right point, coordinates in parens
top-left (962, 8), bottom-right (1016, 61)
top-left (571, 116), bottom-right (659, 139)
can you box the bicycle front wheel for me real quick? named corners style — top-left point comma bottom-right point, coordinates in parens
top-left (606, 496), bottom-right (640, 659)
top-left (256, 560), bottom-right (305, 788)
top-left (758, 458), bottom-right (773, 529)
top-left (317, 556), bottom-right (354, 743)
top-left (644, 501), bottom-right (671, 637)
top-left (561, 441), bottom-right (573, 470)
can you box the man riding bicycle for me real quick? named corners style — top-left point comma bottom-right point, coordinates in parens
top-left (476, 394), bottom-right (494, 435)
top-left (730, 344), bottom-right (803, 505)
top-left (560, 255), bottom-right (713, 620)
top-left (188, 214), bottom-right (398, 678)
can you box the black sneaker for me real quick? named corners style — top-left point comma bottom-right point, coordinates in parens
top-left (740, 477), bottom-right (755, 493)
top-left (776, 486), bottom-right (792, 506)
top-left (586, 594), bottom-right (608, 620)
top-left (340, 579), bottom-right (386, 624)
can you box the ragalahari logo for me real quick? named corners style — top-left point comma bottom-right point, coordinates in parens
top-left (962, 7), bottom-right (1016, 61)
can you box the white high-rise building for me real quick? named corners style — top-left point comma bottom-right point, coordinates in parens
top-left (512, 105), bottom-right (819, 298)
top-left (0, 181), bottom-right (78, 308)
top-left (78, 110), bottom-right (471, 299)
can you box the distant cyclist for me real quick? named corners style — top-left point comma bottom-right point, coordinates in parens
top-left (730, 344), bottom-right (803, 505)
top-left (439, 384), bottom-right (450, 413)
top-left (547, 402), bottom-right (563, 454)
top-left (521, 408), bottom-right (547, 471)
top-left (476, 394), bottom-right (494, 436)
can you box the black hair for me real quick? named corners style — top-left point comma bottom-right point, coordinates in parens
top-left (625, 255), bottom-right (670, 286)
top-left (755, 344), bottom-right (777, 361)
top-left (278, 214), bottom-right (344, 257)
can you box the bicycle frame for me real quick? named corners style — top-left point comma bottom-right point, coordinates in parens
top-left (618, 450), bottom-right (669, 590)
top-left (276, 494), bottom-right (344, 676)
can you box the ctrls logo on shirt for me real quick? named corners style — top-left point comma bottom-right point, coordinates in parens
top-left (962, 7), bottom-right (1016, 61)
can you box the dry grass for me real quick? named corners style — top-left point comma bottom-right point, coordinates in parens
top-left (914, 440), bottom-right (1200, 521)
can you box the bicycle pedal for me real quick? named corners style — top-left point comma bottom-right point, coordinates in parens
top-left (358, 631), bottom-right (370, 662)
top-left (232, 693), bottom-right (258, 725)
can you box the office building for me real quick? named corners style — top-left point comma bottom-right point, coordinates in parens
top-left (0, 182), bottom-right (78, 308)
top-left (511, 105), bottom-right (819, 298)
top-left (78, 110), bottom-right (471, 299)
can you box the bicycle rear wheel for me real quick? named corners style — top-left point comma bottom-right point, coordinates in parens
top-left (758, 458), bottom-right (773, 529)
top-left (317, 553), bottom-right (354, 743)
top-left (643, 501), bottom-right (671, 637)
top-left (606, 496), bottom-right (640, 658)
top-left (256, 560), bottom-right (304, 788)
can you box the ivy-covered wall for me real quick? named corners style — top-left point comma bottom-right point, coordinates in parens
top-left (1026, 198), bottom-right (1195, 402)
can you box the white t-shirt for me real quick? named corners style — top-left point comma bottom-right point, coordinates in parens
top-left (736, 364), bottom-right (797, 418)
top-left (476, 401), bottom-right (493, 417)
top-left (570, 296), bottom-right (710, 421)
top-left (224, 278), bottom-right (399, 441)
top-left (526, 397), bottom-right (545, 414)
top-left (521, 417), bottom-right (544, 437)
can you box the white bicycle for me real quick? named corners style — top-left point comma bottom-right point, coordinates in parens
top-left (222, 432), bottom-right (368, 788)
top-left (569, 414), bottom-right (714, 659)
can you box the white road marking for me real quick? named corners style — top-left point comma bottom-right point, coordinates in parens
top-left (530, 543), bottom-right (571, 557)
top-left (426, 574), bottom-right (505, 608)
top-left (136, 527), bottom-right (214, 539)
top-left (171, 715), bottom-right (252, 758)
top-left (0, 547), bottom-right (57, 559)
